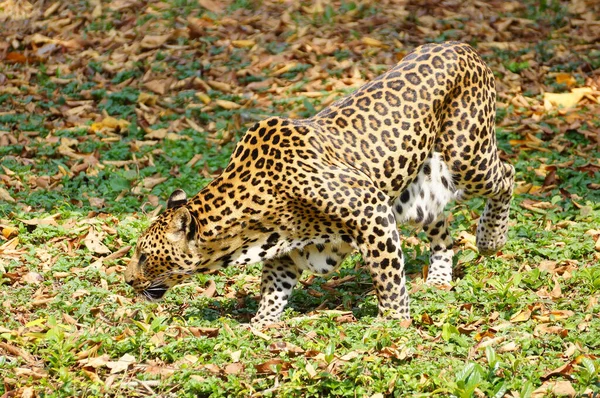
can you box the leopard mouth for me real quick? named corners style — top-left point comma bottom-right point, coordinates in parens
top-left (142, 284), bottom-right (168, 300)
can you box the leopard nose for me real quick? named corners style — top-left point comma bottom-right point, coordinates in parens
top-left (125, 279), bottom-right (134, 286)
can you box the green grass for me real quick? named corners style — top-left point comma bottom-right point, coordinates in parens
top-left (1, 0), bottom-right (599, 396)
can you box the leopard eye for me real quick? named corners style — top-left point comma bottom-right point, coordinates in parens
top-left (139, 253), bottom-right (148, 264)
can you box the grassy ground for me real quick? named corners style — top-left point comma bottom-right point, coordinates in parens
top-left (1, 0), bottom-right (600, 396)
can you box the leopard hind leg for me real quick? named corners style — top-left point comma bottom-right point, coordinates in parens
top-left (393, 152), bottom-right (456, 285)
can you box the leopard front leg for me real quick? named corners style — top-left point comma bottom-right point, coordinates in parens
top-left (251, 255), bottom-right (300, 327)
top-left (422, 215), bottom-right (454, 286)
top-left (356, 206), bottom-right (410, 321)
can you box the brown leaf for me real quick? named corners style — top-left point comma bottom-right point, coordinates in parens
top-left (268, 341), bottom-right (305, 356)
top-left (140, 34), bottom-right (171, 49)
top-left (188, 327), bottom-right (219, 338)
top-left (201, 279), bottom-right (217, 298)
top-left (532, 380), bottom-right (576, 397)
top-left (22, 271), bottom-right (44, 284)
top-left (254, 359), bottom-right (292, 374)
top-left (0, 342), bottom-right (37, 365)
top-left (198, 0), bottom-right (223, 13)
top-left (83, 354), bottom-right (110, 368)
top-left (224, 362), bottom-right (244, 375)
top-left (204, 363), bottom-right (222, 375)
top-left (144, 79), bottom-right (172, 95)
top-left (0, 187), bottom-right (15, 202)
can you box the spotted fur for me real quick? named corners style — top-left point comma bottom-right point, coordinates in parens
top-left (125, 42), bottom-right (515, 326)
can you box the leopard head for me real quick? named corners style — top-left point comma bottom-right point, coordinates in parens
top-left (125, 189), bottom-right (201, 300)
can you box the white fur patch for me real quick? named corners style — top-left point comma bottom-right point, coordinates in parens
top-left (393, 152), bottom-right (456, 225)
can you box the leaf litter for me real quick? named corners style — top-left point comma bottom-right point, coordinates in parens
top-left (0, 0), bottom-right (600, 396)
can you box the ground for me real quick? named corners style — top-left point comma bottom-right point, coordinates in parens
top-left (0, 0), bottom-right (599, 396)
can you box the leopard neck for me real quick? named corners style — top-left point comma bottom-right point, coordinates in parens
top-left (186, 174), bottom-right (292, 270)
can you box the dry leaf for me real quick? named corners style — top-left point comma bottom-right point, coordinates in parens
top-left (268, 341), bottom-right (305, 356)
top-left (224, 362), bottom-right (244, 375)
top-left (188, 327), bottom-right (219, 338)
top-left (0, 187), bottom-right (16, 202)
top-left (201, 279), bottom-right (217, 297)
top-left (144, 79), bottom-right (172, 95)
top-left (232, 40), bottom-right (255, 48)
top-left (140, 34), bottom-right (171, 49)
top-left (90, 117), bottom-right (129, 133)
top-left (510, 307), bottom-right (532, 323)
top-left (532, 380), bottom-right (576, 397)
top-left (84, 228), bottom-right (111, 254)
top-left (198, 0), bottom-right (222, 13)
top-left (106, 353), bottom-right (136, 374)
top-left (215, 99), bottom-right (241, 109)
top-left (22, 271), bottom-right (43, 284)
top-left (254, 358), bottom-right (292, 374)
top-left (543, 87), bottom-right (593, 109)
top-left (2, 226), bottom-right (18, 239)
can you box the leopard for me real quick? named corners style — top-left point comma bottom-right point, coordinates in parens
top-left (124, 42), bottom-right (515, 326)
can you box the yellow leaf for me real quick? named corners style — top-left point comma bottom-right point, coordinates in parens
top-left (272, 62), bottom-right (298, 76)
top-left (90, 117), bottom-right (129, 133)
top-left (138, 92), bottom-right (157, 105)
top-left (514, 182), bottom-right (533, 194)
top-left (543, 87), bottom-right (592, 109)
top-left (196, 92), bottom-right (211, 104)
top-left (232, 40), bottom-right (255, 48)
top-left (2, 226), bottom-right (18, 239)
top-left (362, 37), bottom-right (386, 48)
top-left (555, 73), bottom-right (577, 87)
top-left (510, 307), bottom-right (532, 323)
top-left (215, 99), bottom-right (241, 109)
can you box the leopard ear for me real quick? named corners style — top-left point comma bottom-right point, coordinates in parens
top-left (167, 206), bottom-right (193, 243)
top-left (167, 189), bottom-right (187, 209)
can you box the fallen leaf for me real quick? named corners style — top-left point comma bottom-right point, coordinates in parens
top-left (224, 362), bottom-right (244, 375)
top-left (532, 380), bottom-right (576, 397)
top-left (215, 99), bottom-right (241, 109)
top-left (201, 279), bottom-right (217, 298)
top-left (106, 353), bottom-right (136, 374)
top-left (362, 37), bottom-right (386, 48)
top-left (254, 359), bottom-right (292, 374)
top-left (268, 341), bottom-right (305, 356)
top-left (305, 361), bottom-right (318, 378)
top-left (85, 354), bottom-right (110, 368)
top-left (90, 116), bottom-right (129, 133)
top-left (555, 73), bottom-right (577, 87)
top-left (144, 79), bottom-right (172, 95)
top-left (2, 226), bottom-right (18, 239)
top-left (198, 0), bottom-right (222, 13)
top-left (22, 271), bottom-right (43, 284)
top-left (232, 40), bottom-right (255, 48)
top-left (0, 187), bottom-right (15, 202)
top-left (544, 87), bottom-right (593, 109)
top-left (510, 307), bottom-right (532, 322)
top-left (140, 34), bottom-right (171, 49)
top-left (84, 227), bottom-right (111, 254)
top-left (188, 327), bottom-right (219, 338)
